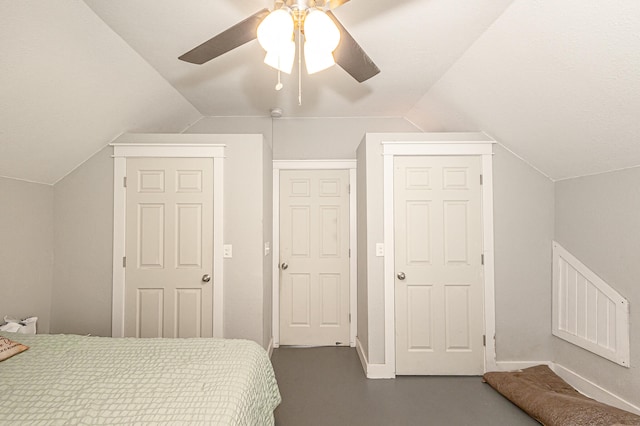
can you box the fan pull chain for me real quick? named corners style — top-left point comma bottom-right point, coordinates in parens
top-left (298, 25), bottom-right (302, 106)
top-left (275, 70), bottom-right (283, 91)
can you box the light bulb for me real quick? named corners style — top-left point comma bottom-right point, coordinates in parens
top-left (303, 9), bottom-right (340, 52)
top-left (304, 41), bottom-right (336, 74)
top-left (264, 40), bottom-right (295, 74)
top-left (257, 8), bottom-right (294, 52)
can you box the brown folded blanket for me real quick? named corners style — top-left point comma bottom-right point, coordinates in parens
top-left (483, 365), bottom-right (640, 426)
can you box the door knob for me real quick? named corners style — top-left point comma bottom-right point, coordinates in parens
top-left (397, 272), bottom-right (406, 280)
top-left (202, 274), bottom-right (211, 283)
top-left (281, 262), bottom-right (288, 270)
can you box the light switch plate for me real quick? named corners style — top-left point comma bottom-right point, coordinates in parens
top-left (223, 244), bottom-right (232, 258)
top-left (376, 243), bottom-right (384, 257)
top-left (264, 242), bottom-right (271, 256)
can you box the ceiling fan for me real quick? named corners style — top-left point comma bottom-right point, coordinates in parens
top-left (178, 0), bottom-right (380, 83)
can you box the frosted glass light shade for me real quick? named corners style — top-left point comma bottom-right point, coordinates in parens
top-left (303, 9), bottom-right (340, 51)
top-left (264, 40), bottom-right (295, 74)
top-left (257, 8), bottom-right (294, 52)
top-left (304, 42), bottom-right (336, 74)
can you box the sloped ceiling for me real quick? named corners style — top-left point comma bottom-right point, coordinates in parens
top-left (2, 0), bottom-right (639, 184)
top-left (83, 0), bottom-right (513, 117)
top-left (407, 0), bottom-right (640, 180)
top-left (0, 1), bottom-right (200, 184)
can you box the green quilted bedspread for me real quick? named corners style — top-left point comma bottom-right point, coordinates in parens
top-left (0, 333), bottom-right (281, 425)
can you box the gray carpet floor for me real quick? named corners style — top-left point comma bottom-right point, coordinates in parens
top-left (271, 346), bottom-right (539, 426)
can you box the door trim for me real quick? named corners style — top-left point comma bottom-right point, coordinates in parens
top-left (382, 137), bottom-right (496, 377)
top-left (272, 160), bottom-right (357, 348)
top-left (111, 138), bottom-right (225, 338)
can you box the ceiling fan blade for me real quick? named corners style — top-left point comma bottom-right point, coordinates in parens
top-left (327, 0), bottom-right (351, 10)
top-left (179, 9), bottom-right (270, 65)
top-left (326, 11), bottom-right (380, 83)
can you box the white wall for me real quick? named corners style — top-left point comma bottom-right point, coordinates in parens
top-left (356, 136), bottom-right (555, 366)
top-left (51, 146), bottom-right (113, 336)
top-left (0, 177), bottom-right (54, 333)
top-left (554, 167), bottom-right (640, 406)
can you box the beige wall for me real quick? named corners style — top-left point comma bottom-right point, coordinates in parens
top-left (0, 177), bottom-right (54, 333)
top-left (554, 167), bottom-right (640, 406)
top-left (356, 136), bottom-right (555, 365)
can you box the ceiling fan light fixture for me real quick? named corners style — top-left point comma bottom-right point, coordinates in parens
top-left (178, 1), bottom-right (380, 84)
top-left (303, 9), bottom-right (340, 51)
top-left (304, 41), bottom-right (336, 74)
top-left (264, 40), bottom-right (296, 74)
top-left (257, 8), bottom-right (294, 52)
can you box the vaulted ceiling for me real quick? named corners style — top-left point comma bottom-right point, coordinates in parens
top-left (82, 0), bottom-right (513, 117)
top-left (407, 0), bottom-right (640, 180)
top-left (1, 0), bottom-right (639, 184)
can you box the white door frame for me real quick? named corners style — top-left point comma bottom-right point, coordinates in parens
top-left (382, 139), bottom-right (496, 377)
top-left (272, 160), bottom-right (357, 348)
top-left (111, 137), bottom-right (225, 338)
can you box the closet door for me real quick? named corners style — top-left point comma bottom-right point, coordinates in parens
top-left (279, 169), bottom-right (351, 346)
top-left (394, 155), bottom-right (484, 375)
top-left (124, 158), bottom-right (214, 338)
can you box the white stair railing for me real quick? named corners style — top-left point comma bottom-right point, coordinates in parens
top-left (552, 242), bottom-right (630, 367)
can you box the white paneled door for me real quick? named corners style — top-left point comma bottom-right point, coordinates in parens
top-left (279, 170), bottom-right (350, 346)
top-left (394, 156), bottom-right (484, 375)
top-left (124, 158), bottom-right (214, 338)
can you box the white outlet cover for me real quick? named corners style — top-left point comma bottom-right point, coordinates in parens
top-left (376, 243), bottom-right (384, 257)
top-left (223, 244), bottom-right (232, 258)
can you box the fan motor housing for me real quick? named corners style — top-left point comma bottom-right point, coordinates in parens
top-left (284, 0), bottom-right (326, 11)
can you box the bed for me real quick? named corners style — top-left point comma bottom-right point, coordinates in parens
top-left (0, 332), bottom-right (281, 425)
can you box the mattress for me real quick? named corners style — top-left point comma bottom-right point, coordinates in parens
top-left (0, 332), bottom-right (281, 425)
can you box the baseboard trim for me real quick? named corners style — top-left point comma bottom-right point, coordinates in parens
top-left (357, 351), bottom-right (640, 412)
top-left (266, 338), bottom-right (274, 359)
top-left (551, 363), bottom-right (640, 415)
top-left (356, 337), bottom-right (394, 379)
